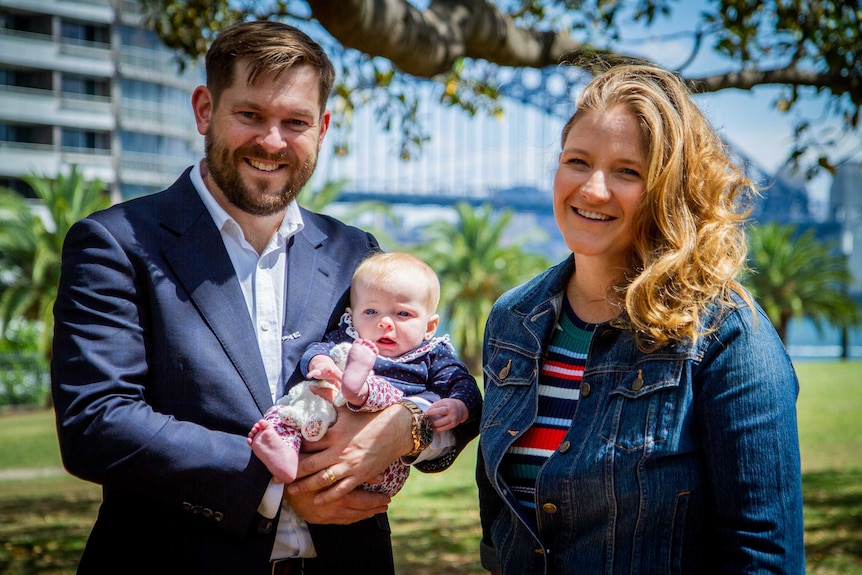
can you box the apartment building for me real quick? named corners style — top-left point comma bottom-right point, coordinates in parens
top-left (0, 0), bottom-right (203, 200)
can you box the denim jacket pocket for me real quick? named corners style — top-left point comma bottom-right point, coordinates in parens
top-left (600, 356), bottom-right (686, 451)
top-left (482, 339), bottom-right (538, 427)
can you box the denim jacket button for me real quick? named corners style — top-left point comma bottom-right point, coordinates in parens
top-left (558, 440), bottom-right (571, 453)
top-left (579, 382), bottom-right (591, 397)
top-left (631, 369), bottom-right (644, 391)
top-left (541, 502), bottom-right (558, 514)
top-left (498, 359), bottom-right (511, 380)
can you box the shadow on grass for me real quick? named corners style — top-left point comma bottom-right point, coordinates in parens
top-left (390, 483), bottom-right (484, 575)
top-left (2, 470), bottom-right (861, 575)
top-left (0, 490), bottom-right (99, 575)
top-left (803, 468), bottom-right (862, 570)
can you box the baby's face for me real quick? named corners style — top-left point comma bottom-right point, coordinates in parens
top-left (349, 276), bottom-right (439, 358)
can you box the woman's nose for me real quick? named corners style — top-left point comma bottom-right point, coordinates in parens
top-left (581, 170), bottom-right (610, 201)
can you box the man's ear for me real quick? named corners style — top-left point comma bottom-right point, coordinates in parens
top-left (425, 314), bottom-right (440, 340)
top-left (191, 85), bottom-right (213, 136)
top-left (317, 109), bottom-right (331, 152)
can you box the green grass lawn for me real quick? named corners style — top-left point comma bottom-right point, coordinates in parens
top-left (1, 359), bottom-right (861, 574)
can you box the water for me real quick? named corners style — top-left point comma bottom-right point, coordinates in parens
top-left (785, 317), bottom-right (862, 359)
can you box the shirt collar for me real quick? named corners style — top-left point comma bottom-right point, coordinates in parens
top-left (190, 159), bottom-right (304, 244)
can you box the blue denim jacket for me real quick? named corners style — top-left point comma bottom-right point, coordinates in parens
top-left (478, 256), bottom-right (805, 574)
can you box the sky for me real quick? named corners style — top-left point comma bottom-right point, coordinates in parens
top-left (619, 0), bottom-right (839, 211)
top-left (313, 0), bottom-right (852, 219)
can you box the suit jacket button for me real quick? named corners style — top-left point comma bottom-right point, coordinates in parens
top-left (181, 502), bottom-right (193, 512)
top-left (192, 505), bottom-right (203, 514)
top-left (257, 518), bottom-right (273, 534)
top-left (202, 508), bottom-right (213, 519)
top-left (213, 512), bottom-right (224, 522)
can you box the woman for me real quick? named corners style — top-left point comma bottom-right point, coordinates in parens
top-left (477, 63), bottom-right (805, 574)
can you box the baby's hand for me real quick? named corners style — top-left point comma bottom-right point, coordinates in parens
top-left (307, 354), bottom-right (342, 385)
top-left (426, 398), bottom-right (469, 431)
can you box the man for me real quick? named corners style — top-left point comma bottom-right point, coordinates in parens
top-left (51, 20), bottom-right (476, 575)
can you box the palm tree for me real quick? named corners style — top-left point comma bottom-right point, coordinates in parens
top-left (0, 166), bottom-right (111, 361)
top-left (743, 222), bottom-right (860, 343)
top-left (413, 202), bottom-right (551, 373)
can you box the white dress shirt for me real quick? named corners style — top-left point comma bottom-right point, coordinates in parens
top-left (191, 162), bottom-right (314, 558)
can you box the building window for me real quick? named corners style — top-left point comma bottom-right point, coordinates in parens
top-left (60, 20), bottom-right (110, 46)
top-left (0, 122), bottom-right (52, 146)
top-left (1, 12), bottom-right (52, 36)
top-left (0, 67), bottom-right (53, 92)
top-left (61, 128), bottom-right (110, 152)
top-left (62, 74), bottom-right (110, 98)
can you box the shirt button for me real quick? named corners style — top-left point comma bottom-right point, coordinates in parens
top-left (579, 381), bottom-right (591, 397)
top-left (558, 440), bottom-right (570, 453)
top-left (542, 503), bottom-right (558, 514)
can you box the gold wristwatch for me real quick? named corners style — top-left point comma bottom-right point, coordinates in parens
top-left (398, 399), bottom-right (433, 458)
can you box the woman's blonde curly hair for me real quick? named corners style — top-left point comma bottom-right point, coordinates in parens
top-left (561, 63), bottom-right (756, 351)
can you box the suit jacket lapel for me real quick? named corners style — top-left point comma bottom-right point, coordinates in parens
top-left (280, 212), bottom-right (346, 394)
top-left (159, 179), bottom-right (273, 414)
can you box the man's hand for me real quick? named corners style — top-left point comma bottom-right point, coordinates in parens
top-left (286, 404), bottom-right (413, 504)
top-left (284, 485), bottom-right (390, 525)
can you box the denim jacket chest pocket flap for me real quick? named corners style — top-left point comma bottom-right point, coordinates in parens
top-left (482, 340), bottom-right (539, 428)
top-left (596, 355), bottom-right (690, 452)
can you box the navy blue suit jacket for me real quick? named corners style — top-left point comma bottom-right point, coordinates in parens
top-left (51, 169), bottom-right (391, 574)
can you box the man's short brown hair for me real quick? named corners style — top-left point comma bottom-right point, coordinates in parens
top-left (205, 20), bottom-right (335, 114)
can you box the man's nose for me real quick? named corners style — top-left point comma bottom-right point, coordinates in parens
top-left (258, 125), bottom-right (287, 152)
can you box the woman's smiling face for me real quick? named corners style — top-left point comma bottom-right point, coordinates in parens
top-left (553, 104), bottom-right (647, 269)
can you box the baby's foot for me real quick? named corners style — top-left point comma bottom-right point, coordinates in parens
top-left (341, 339), bottom-right (378, 405)
top-left (248, 419), bottom-right (299, 484)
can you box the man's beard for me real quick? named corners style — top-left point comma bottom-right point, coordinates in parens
top-left (204, 132), bottom-right (317, 216)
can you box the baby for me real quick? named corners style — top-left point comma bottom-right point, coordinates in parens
top-left (248, 252), bottom-right (482, 495)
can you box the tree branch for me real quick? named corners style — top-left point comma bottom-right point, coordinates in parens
top-left (687, 66), bottom-right (861, 104)
top-left (306, 0), bottom-right (599, 77)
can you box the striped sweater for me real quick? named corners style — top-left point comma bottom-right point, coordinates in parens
top-left (500, 299), bottom-right (596, 517)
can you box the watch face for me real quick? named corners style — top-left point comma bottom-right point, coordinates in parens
top-left (418, 416), bottom-right (434, 446)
